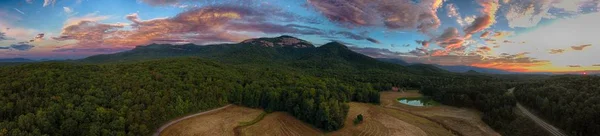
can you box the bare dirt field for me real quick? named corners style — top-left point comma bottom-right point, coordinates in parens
top-left (160, 91), bottom-right (496, 136)
top-left (160, 105), bottom-right (263, 136)
top-left (238, 112), bottom-right (322, 136)
top-left (381, 91), bottom-right (500, 136)
top-left (328, 102), bottom-right (453, 136)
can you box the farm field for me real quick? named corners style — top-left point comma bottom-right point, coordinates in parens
top-left (381, 91), bottom-right (500, 136)
top-left (160, 105), bottom-right (263, 136)
top-left (160, 91), bottom-right (480, 136)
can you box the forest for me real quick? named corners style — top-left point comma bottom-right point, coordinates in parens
top-left (0, 58), bottom-right (380, 136)
top-left (0, 37), bottom-right (594, 136)
top-left (515, 76), bottom-right (600, 136)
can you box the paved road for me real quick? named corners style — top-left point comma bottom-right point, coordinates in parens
top-left (152, 104), bottom-right (234, 136)
top-left (516, 103), bottom-right (568, 136)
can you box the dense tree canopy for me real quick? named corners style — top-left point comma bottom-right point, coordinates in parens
top-left (1, 37), bottom-right (591, 136)
top-left (515, 76), bottom-right (600, 136)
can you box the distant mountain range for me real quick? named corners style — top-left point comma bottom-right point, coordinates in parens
top-left (376, 58), bottom-right (519, 74)
top-left (0, 58), bottom-right (36, 62)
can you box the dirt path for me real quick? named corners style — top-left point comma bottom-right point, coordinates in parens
top-left (153, 104), bottom-right (233, 136)
top-left (516, 103), bottom-right (568, 136)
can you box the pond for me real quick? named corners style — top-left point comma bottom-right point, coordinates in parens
top-left (397, 97), bottom-right (439, 107)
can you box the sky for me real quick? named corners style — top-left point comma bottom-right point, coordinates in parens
top-left (0, 0), bottom-right (599, 73)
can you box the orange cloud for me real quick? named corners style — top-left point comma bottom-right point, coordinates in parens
top-left (480, 31), bottom-right (490, 38)
top-left (52, 5), bottom-right (327, 51)
top-left (571, 44), bottom-right (592, 50)
top-left (492, 31), bottom-right (513, 39)
top-left (307, 0), bottom-right (443, 33)
top-left (549, 49), bottom-right (566, 54)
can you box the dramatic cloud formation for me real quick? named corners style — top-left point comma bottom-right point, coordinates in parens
top-left (464, 0), bottom-right (499, 37)
top-left (52, 4), bottom-right (335, 50)
top-left (2, 0), bottom-right (599, 72)
top-left (307, 0), bottom-right (443, 33)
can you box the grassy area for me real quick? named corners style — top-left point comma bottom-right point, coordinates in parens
top-left (238, 112), bottom-right (268, 127)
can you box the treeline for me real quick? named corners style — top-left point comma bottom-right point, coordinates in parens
top-left (420, 78), bottom-right (550, 136)
top-left (515, 75), bottom-right (600, 136)
top-left (0, 58), bottom-right (379, 136)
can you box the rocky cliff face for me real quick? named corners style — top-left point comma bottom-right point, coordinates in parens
top-left (241, 35), bottom-right (315, 48)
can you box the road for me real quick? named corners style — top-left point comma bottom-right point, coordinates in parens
top-left (152, 104), bottom-right (233, 136)
top-left (516, 103), bottom-right (568, 136)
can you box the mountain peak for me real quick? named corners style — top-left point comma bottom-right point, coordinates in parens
top-left (320, 41), bottom-right (348, 49)
top-left (241, 35), bottom-right (315, 48)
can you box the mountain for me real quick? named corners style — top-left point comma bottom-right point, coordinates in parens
top-left (376, 58), bottom-right (410, 66)
top-left (0, 58), bottom-right (36, 62)
top-left (436, 65), bottom-right (517, 74)
top-left (241, 35), bottom-right (314, 48)
top-left (377, 58), bottom-right (515, 74)
top-left (80, 36), bottom-right (453, 76)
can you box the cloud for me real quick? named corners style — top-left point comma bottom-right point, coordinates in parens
top-left (446, 3), bottom-right (460, 17)
top-left (464, 0), bottom-right (499, 36)
top-left (14, 8), bottom-right (25, 15)
top-left (34, 33), bottom-right (44, 41)
top-left (492, 31), bottom-right (514, 39)
top-left (63, 7), bottom-right (77, 16)
top-left (348, 46), bottom-right (412, 58)
top-left (140, 0), bottom-right (191, 6)
top-left (503, 0), bottom-right (600, 28)
top-left (571, 44), bottom-right (592, 50)
top-left (43, 0), bottom-right (56, 7)
top-left (479, 46), bottom-right (492, 52)
top-left (437, 27), bottom-right (461, 42)
top-left (480, 31), bottom-right (490, 38)
top-left (307, 0), bottom-right (443, 33)
top-left (549, 49), bottom-right (565, 54)
top-left (335, 31), bottom-right (380, 44)
top-left (9, 42), bottom-right (35, 51)
top-left (0, 32), bottom-right (14, 41)
top-left (568, 65), bottom-right (582, 67)
top-left (52, 47), bottom-right (129, 53)
top-left (593, 64), bottom-right (600, 67)
top-left (0, 47), bottom-right (9, 49)
top-left (416, 40), bottom-right (430, 47)
top-left (52, 4), bottom-right (326, 49)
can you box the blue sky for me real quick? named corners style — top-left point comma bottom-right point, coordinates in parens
top-left (0, 0), bottom-right (599, 73)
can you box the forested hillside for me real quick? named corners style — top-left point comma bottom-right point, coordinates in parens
top-left (0, 36), bottom-right (570, 136)
top-left (0, 58), bottom-right (380, 135)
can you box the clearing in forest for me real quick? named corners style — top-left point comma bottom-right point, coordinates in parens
top-left (160, 105), bottom-right (263, 136)
top-left (381, 91), bottom-right (501, 136)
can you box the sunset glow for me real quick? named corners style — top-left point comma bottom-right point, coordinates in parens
top-left (1, 0), bottom-right (599, 73)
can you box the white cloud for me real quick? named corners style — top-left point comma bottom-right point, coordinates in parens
top-left (43, 0), bottom-right (56, 7)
